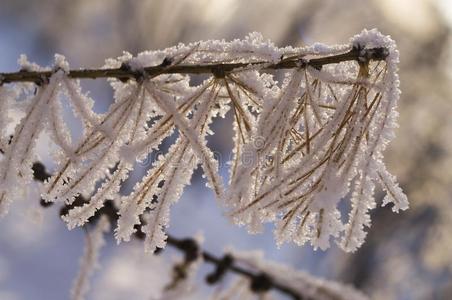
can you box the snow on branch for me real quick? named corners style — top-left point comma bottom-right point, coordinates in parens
top-left (0, 29), bottom-right (407, 253)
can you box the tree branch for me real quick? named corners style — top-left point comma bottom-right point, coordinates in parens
top-left (31, 162), bottom-right (303, 299)
top-left (2, 44), bottom-right (386, 298)
top-left (167, 235), bottom-right (303, 299)
top-left (0, 47), bottom-right (388, 84)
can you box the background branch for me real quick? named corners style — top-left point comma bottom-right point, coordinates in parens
top-left (31, 162), bottom-right (304, 300)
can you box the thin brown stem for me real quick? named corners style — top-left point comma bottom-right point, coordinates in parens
top-left (0, 47), bottom-right (388, 84)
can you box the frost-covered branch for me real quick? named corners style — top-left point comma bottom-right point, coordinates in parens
top-left (0, 29), bottom-right (408, 254)
top-left (0, 47), bottom-right (387, 84)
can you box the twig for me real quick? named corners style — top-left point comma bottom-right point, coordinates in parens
top-left (167, 236), bottom-right (302, 298)
top-left (0, 47), bottom-right (388, 84)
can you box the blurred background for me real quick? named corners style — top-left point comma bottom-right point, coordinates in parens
top-left (0, 0), bottom-right (451, 299)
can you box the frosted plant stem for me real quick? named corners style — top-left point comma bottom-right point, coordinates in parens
top-left (0, 47), bottom-right (388, 84)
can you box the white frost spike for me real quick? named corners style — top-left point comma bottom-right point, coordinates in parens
top-left (311, 208), bottom-right (344, 251)
top-left (45, 84), bottom-right (144, 203)
top-left (116, 79), bottom-right (224, 246)
top-left (115, 141), bottom-right (178, 244)
top-left (144, 81), bottom-right (224, 200)
top-left (63, 165), bottom-right (129, 229)
top-left (71, 215), bottom-right (110, 300)
top-left (375, 160), bottom-right (409, 213)
top-left (309, 166), bottom-right (346, 250)
top-left (122, 79), bottom-right (211, 162)
top-left (340, 170), bottom-right (376, 252)
top-left (228, 69), bottom-right (303, 211)
top-left (0, 71), bottom-right (62, 217)
top-left (63, 77), bottom-right (100, 129)
top-left (142, 141), bottom-right (196, 252)
top-left (48, 85), bottom-right (76, 158)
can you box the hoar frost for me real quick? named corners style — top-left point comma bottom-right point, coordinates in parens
top-left (0, 29), bottom-right (407, 253)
